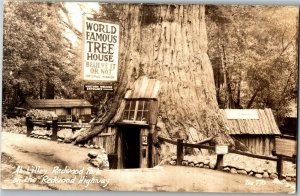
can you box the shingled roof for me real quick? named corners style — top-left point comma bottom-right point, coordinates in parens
top-left (26, 99), bottom-right (93, 108)
top-left (124, 76), bottom-right (161, 100)
top-left (219, 108), bottom-right (281, 135)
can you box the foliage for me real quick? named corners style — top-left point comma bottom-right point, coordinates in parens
top-left (3, 2), bottom-right (81, 111)
top-left (206, 5), bottom-right (298, 122)
top-left (26, 109), bottom-right (57, 120)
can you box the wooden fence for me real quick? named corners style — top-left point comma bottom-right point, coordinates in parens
top-left (26, 117), bottom-right (90, 141)
top-left (26, 117), bottom-right (115, 154)
top-left (158, 135), bottom-right (296, 180)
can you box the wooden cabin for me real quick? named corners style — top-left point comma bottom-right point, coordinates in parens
top-left (279, 100), bottom-right (297, 137)
top-left (25, 99), bottom-right (93, 122)
top-left (87, 76), bottom-right (160, 169)
top-left (220, 109), bottom-right (281, 156)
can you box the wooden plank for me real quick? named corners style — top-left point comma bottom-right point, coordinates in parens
top-left (228, 149), bottom-right (278, 161)
top-left (157, 136), bottom-right (177, 145)
top-left (275, 138), bottom-right (296, 157)
top-left (277, 156), bottom-right (283, 180)
top-left (215, 154), bottom-right (224, 170)
top-left (148, 100), bottom-right (159, 125)
top-left (52, 119), bottom-right (58, 141)
top-left (177, 139), bottom-right (184, 166)
top-left (26, 117), bottom-right (33, 137)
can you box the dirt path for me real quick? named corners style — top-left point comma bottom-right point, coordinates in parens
top-left (1, 132), bottom-right (296, 193)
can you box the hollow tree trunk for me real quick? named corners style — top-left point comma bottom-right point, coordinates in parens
top-left (75, 4), bottom-right (233, 146)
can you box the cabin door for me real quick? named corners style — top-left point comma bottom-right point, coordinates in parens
top-left (122, 126), bottom-right (140, 168)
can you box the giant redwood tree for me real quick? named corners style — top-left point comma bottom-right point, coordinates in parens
top-left (74, 4), bottom-right (234, 147)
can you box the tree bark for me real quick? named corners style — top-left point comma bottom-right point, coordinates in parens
top-left (75, 5), bottom-right (233, 146)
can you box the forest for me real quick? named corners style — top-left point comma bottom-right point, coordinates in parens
top-left (2, 2), bottom-right (298, 132)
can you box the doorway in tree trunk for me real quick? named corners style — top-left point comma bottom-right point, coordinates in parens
top-left (122, 126), bottom-right (141, 168)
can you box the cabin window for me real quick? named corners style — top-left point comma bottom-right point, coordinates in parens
top-left (122, 100), bottom-right (149, 123)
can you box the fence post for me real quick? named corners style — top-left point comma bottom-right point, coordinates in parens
top-left (71, 123), bottom-right (76, 133)
top-left (52, 119), bottom-right (58, 141)
top-left (277, 156), bottom-right (283, 180)
top-left (215, 154), bottom-right (224, 170)
top-left (177, 139), bottom-right (184, 166)
top-left (148, 132), bottom-right (153, 168)
top-left (26, 117), bottom-right (33, 137)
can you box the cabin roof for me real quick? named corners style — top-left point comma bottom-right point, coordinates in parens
top-left (26, 99), bottom-right (93, 108)
top-left (219, 108), bottom-right (281, 135)
top-left (124, 76), bottom-right (161, 100)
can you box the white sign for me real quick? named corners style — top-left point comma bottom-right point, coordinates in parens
top-left (83, 18), bottom-right (119, 81)
top-left (225, 109), bottom-right (259, 120)
top-left (215, 145), bottom-right (228, 154)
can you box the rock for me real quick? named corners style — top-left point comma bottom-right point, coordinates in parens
top-left (209, 163), bottom-right (215, 169)
top-left (72, 128), bottom-right (85, 140)
top-left (189, 163), bottom-right (195, 167)
top-left (248, 171), bottom-right (254, 176)
top-left (262, 172), bottom-right (269, 178)
top-left (204, 160), bottom-right (209, 165)
top-left (245, 167), bottom-right (251, 173)
top-left (272, 178), bottom-right (281, 184)
top-left (270, 173), bottom-right (278, 179)
top-left (84, 144), bottom-right (89, 148)
top-left (169, 160), bottom-right (176, 165)
top-left (57, 138), bottom-right (63, 142)
top-left (88, 151), bottom-right (98, 159)
top-left (204, 165), bottom-right (209, 169)
top-left (223, 167), bottom-right (230, 172)
top-left (90, 145), bottom-right (94, 148)
top-left (257, 168), bottom-right (264, 174)
top-left (94, 145), bottom-right (99, 149)
top-left (183, 156), bottom-right (189, 161)
top-left (199, 163), bottom-right (204, 168)
top-left (43, 136), bottom-right (48, 139)
top-left (265, 169), bottom-right (272, 175)
top-left (64, 138), bottom-right (72, 143)
top-left (89, 153), bottom-right (109, 170)
top-left (237, 170), bottom-right (247, 175)
top-left (38, 136), bottom-right (43, 139)
top-left (171, 156), bottom-right (177, 161)
top-left (281, 179), bottom-right (287, 184)
top-left (286, 176), bottom-right (292, 181)
top-left (31, 129), bottom-right (48, 136)
top-left (182, 161), bottom-right (188, 166)
top-left (78, 144), bottom-right (83, 148)
top-left (230, 168), bottom-right (237, 174)
top-left (195, 164), bottom-right (200, 167)
top-left (255, 174), bottom-right (263, 178)
top-left (58, 129), bottom-right (73, 140)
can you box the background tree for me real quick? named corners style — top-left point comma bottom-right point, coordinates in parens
top-left (206, 5), bottom-right (298, 123)
top-left (2, 2), bottom-right (81, 112)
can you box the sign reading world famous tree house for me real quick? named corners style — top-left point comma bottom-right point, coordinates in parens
top-left (82, 15), bottom-right (119, 90)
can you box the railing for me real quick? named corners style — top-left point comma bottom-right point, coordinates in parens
top-left (26, 117), bottom-right (90, 141)
top-left (157, 135), bottom-right (296, 180)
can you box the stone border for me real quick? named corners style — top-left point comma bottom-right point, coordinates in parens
top-left (168, 157), bottom-right (296, 182)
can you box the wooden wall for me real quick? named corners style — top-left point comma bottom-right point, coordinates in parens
top-left (87, 127), bottom-right (116, 155)
top-left (233, 135), bottom-right (275, 156)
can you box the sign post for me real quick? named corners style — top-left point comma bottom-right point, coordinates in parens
top-left (215, 145), bottom-right (228, 170)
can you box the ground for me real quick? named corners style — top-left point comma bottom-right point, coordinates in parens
top-left (0, 132), bottom-right (296, 193)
